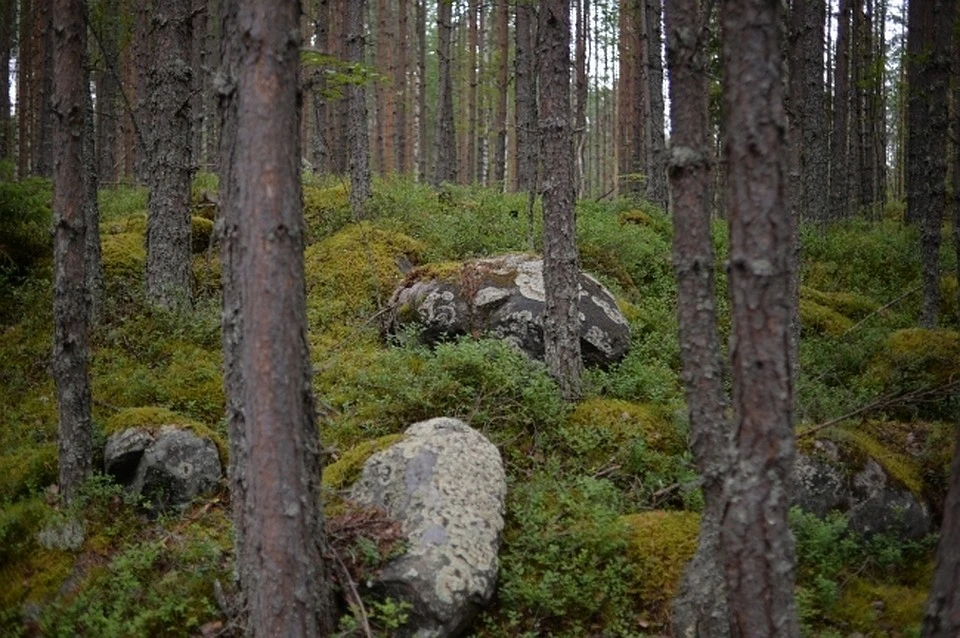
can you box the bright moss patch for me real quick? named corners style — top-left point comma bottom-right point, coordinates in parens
top-left (322, 434), bottom-right (404, 491)
top-left (104, 407), bottom-right (227, 464)
top-left (579, 242), bottom-right (637, 292)
top-left (563, 398), bottom-right (685, 465)
top-left (622, 510), bottom-right (700, 626)
top-left (303, 183), bottom-right (351, 239)
top-left (821, 424), bottom-right (924, 498)
top-left (101, 231), bottom-right (146, 283)
top-left (800, 298), bottom-right (854, 336)
top-left (190, 216), bottom-right (214, 254)
top-left (826, 577), bottom-right (925, 635)
top-left (801, 286), bottom-right (879, 320)
top-left (871, 328), bottom-right (960, 387)
top-left (304, 222), bottom-right (423, 334)
top-left (0, 443), bottom-right (58, 501)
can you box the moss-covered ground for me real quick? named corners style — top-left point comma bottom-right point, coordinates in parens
top-left (0, 177), bottom-right (952, 636)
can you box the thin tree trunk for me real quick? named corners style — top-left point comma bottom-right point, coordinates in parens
top-left (574, 0), bottom-right (587, 198)
top-left (434, 0), bottom-right (457, 184)
top-left (830, 0), bottom-right (851, 220)
top-left (664, 0), bottom-right (731, 633)
top-left (219, 0), bottom-right (335, 632)
top-left (84, 64), bottom-right (103, 325)
top-left (493, 0), bottom-right (508, 188)
top-left (645, 0), bottom-right (667, 209)
top-left (94, 0), bottom-right (120, 184)
top-left (17, 0), bottom-right (33, 177)
top-left (1, 0), bottom-right (16, 161)
top-left (539, 0), bottom-right (582, 402)
top-left (720, 0), bottom-right (799, 634)
top-left (347, 0), bottom-right (371, 218)
top-left (923, 418), bottom-right (960, 636)
top-left (35, 0), bottom-right (54, 176)
top-left (313, 0), bottom-right (330, 174)
top-left (396, 0), bottom-right (409, 174)
top-left (515, 0), bottom-right (538, 195)
top-left (146, 0), bottom-right (193, 309)
top-left (52, 0), bottom-right (92, 504)
top-left (416, 0), bottom-right (428, 181)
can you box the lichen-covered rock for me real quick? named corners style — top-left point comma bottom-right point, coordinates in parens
top-left (385, 253), bottom-right (631, 366)
top-left (348, 417), bottom-right (507, 637)
top-left (792, 439), bottom-right (931, 540)
top-left (105, 425), bottom-right (222, 511)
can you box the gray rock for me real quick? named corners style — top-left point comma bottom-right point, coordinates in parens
top-left (129, 426), bottom-right (222, 511)
top-left (386, 254), bottom-right (631, 367)
top-left (104, 427), bottom-right (155, 485)
top-left (792, 440), bottom-right (931, 540)
top-left (349, 417), bottom-right (507, 638)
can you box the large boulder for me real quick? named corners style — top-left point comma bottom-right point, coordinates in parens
top-left (792, 439), bottom-right (931, 540)
top-left (104, 425), bottom-right (222, 511)
top-left (348, 417), bottom-right (507, 638)
top-left (385, 253), bottom-right (631, 366)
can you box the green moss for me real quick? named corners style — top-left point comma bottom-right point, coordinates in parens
top-left (402, 260), bottom-right (464, 285)
top-left (101, 231), bottom-right (146, 283)
top-left (941, 275), bottom-right (958, 321)
top-left (0, 443), bottom-right (58, 501)
top-left (322, 434), bottom-right (404, 491)
top-left (826, 577), bottom-right (925, 635)
top-left (104, 407), bottom-right (227, 464)
top-left (563, 398), bottom-right (685, 461)
top-left (579, 242), bottom-right (636, 292)
top-left (621, 510), bottom-right (701, 625)
top-left (801, 286), bottom-right (879, 320)
top-left (190, 216), bottom-right (214, 254)
top-left (303, 183), bottom-right (351, 239)
top-left (304, 222), bottom-right (423, 332)
top-left (103, 211), bottom-right (147, 236)
top-left (800, 298), bottom-right (854, 336)
top-left (822, 424), bottom-right (924, 498)
top-left (0, 548), bottom-right (73, 609)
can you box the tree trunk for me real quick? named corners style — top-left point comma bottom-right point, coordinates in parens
top-left (219, 0), bottom-right (335, 633)
top-left (35, 0), bottom-right (55, 176)
top-left (645, 0), bottom-right (667, 209)
top-left (830, 0), bottom-right (851, 220)
top-left (416, 0), bottom-right (428, 181)
top-left (720, 0), bottom-right (800, 634)
top-left (617, 0), bottom-right (644, 198)
top-left (923, 418), bottom-right (960, 635)
top-left (84, 64), bottom-right (103, 325)
top-left (434, 0), bottom-right (457, 184)
top-left (0, 0), bottom-right (15, 161)
top-left (17, 0), bottom-right (33, 177)
top-left (346, 0), bottom-right (371, 218)
top-left (52, 0), bottom-right (92, 505)
top-left (95, 0), bottom-right (120, 184)
top-left (907, 0), bottom-right (951, 328)
top-left (664, 0), bottom-right (732, 633)
top-left (493, 0), bottom-right (508, 188)
top-left (574, 0), bottom-right (587, 198)
top-left (146, 0), bottom-right (193, 309)
top-left (539, 0), bottom-right (582, 402)
top-left (396, 0), bottom-right (409, 174)
top-left (515, 0), bottom-right (538, 195)
top-left (798, 0), bottom-right (828, 223)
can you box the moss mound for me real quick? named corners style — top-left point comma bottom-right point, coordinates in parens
top-left (304, 222), bottom-right (423, 334)
top-left (826, 577), bottom-right (925, 634)
top-left (871, 328), bottom-right (960, 387)
top-left (190, 216), bottom-right (214, 254)
top-left (303, 183), bottom-right (351, 239)
top-left (0, 443), bottom-right (57, 501)
top-left (801, 286), bottom-right (879, 320)
top-left (800, 298), bottom-right (854, 336)
top-left (322, 434), bottom-right (404, 491)
top-left (818, 423), bottom-right (924, 498)
top-left (104, 406), bottom-right (226, 463)
top-left (622, 510), bottom-right (701, 625)
top-left (101, 232), bottom-right (146, 283)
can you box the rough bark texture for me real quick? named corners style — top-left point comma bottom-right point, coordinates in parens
top-left (416, 0), bottom-right (428, 181)
top-left (17, 0), bottom-right (32, 177)
top-left (346, 0), bottom-right (371, 219)
top-left (84, 65), bottom-right (104, 325)
top-left (664, 0), bottom-right (732, 634)
top-left (907, 0), bottom-right (951, 327)
top-left (645, 0), bottom-right (667, 209)
top-left (515, 0), bottom-right (538, 195)
top-left (720, 0), bottom-right (800, 635)
top-left (574, 0), bottom-right (587, 198)
top-left (954, 13), bottom-right (960, 324)
top-left (312, 0), bottom-right (330, 173)
top-left (923, 418), bottom-right (960, 636)
top-left (539, 0), bottom-right (582, 402)
top-left (146, 0), bottom-right (193, 309)
top-left (829, 0), bottom-right (851, 220)
top-left (617, 0), bottom-right (645, 198)
top-left (397, 0), bottom-right (409, 174)
top-left (493, 0), bottom-right (509, 188)
top-left (53, 0), bottom-right (93, 504)
top-left (36, 0), bottom-right (55, 176)
top-left (218, 0), bottom-right (334, 634)
top-left (434, 0), bottom-right (457, 185)
top-left (95, 0), bottom-right (120, 184)
top-left (789, 0), bottom-right (827, 222)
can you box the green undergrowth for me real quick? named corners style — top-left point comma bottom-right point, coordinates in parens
top-left (0, 175), bottom-right (951, 634)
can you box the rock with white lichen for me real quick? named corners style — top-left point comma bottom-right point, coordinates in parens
top-left (348, 417), bottom-right (507, 638)
top-left (384, 253), bottom-right (631, 367)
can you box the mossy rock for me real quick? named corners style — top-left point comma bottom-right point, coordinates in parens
top-left (868, 328), bottom-right (960, 390)
top-left (822, 425), bottom-right (924, 498)
top-left (0, 443), bottom-right (57, 502)
top-left (104, 406), bottom-right (226, 464)
top-left (303, 222), bottom-right (423, 332)
top-left (621, 510), bottom-right (700, 625)
top-left (101, 231), bottom-right (146, 283)
top-left (561, 399), bottom-right (686, 470)
top-left (322, 434), bottom-right (404, 492)
top-left (190, 216), bottom-right (214, 254)
top-left (800, 298), bottom-right (854, 336)
top-left (825, 577), bottom-right (925, 635)
top-left (800, 286), bottom-right (879, 320)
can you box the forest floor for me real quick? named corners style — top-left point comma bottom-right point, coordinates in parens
top-left (0, 174), bottom-right (954, 636)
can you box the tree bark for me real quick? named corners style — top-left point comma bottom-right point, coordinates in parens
top-left (830, 0), bottom-right (851, 220)
top-left (346, 0), bottom-right (371, 219)
top-left (397, 0), bottom-right (409, 174)
top-left (492, 0), bottom-right (508, 188)
top-left (95, 0), bottom-right (121, 184)
top-left (146, 0), bottom-right (193, 309)
top-left (645, 0), bottom-right (667, 210)
top-left (35, 0), bottom-right (55, 177)
top-left (515, 0), bottom-right (538, 195)
top-left (433, 0), bottom-right (457, 185)
top-left (0, 0), bottom-right (15, 161)
top-left (219, 0), bottom-right (334, 633)
top-left (923, 420), bottom-right (960, 636)
top-left (906, 0), bottom-right (951, 327)
top-left (574, 0), bottom-right (587, 198)
top-left (539, 0), bottom-right (582, 402)
top-left (664, 0), bottom-right (732, 633)
top-left (52, 0), bottom-right (92, 505)
top-left (720, 0), bottom-right (800, 635)
top-left (416, 0), bottom-right (428, 181)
